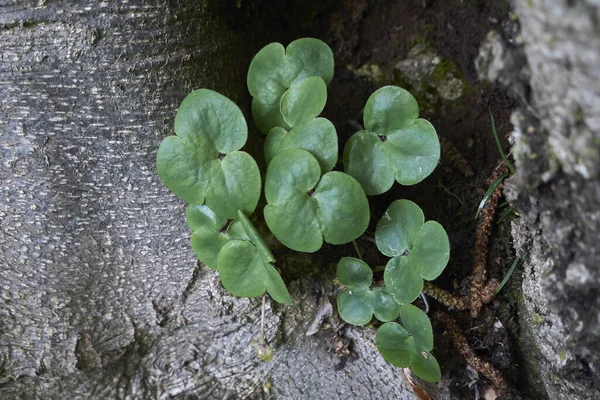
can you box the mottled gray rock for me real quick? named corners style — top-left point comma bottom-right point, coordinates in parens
top-left (0, 1), bottom-right (415, 399)
top-left (477, 1), bottom-right (600, 398)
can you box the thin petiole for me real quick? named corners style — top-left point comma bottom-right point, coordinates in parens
top-left (352, 240), bottom-right (363, 261)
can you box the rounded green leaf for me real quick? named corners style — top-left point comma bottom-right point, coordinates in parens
top-left (252, 90), bottom-right (289, 133)
top-left (337, 257), bottom-right (372, 288)
top-left (343, 130), bottom-right (395, 195)
top-left (265, 118), bottom-right (338, 173)
top-left (343, 86), bottom-right (440, 194)
top-left (264, 149), bottom-right (321, 204)
top-left (174, 89), bottom-right (247, 153)
top-left (383, 256), bottom-right (423, 305)
top-left (410, 351), bottom-right (441, 382)
top-left (364, 86), bottom-right (419, 135)
top-left (337, 288), bottom-right (374, 326)
top-left (218, 240), bottom-right (292, 305)
top-left (399, 304), bottom-right (434, 351)
top-left (204, 151), bottom-right (261, 219)
top-left (286, 38), bottom-right (334, 85)
top-left (386, 119), bottom-right (440, 185)
top-left (156, 135), bottom-right (218, 204)
top-left (409, 221), bottom-right (450, 281)
top-left (247, 42), bottom-right (295, 97)
top-left (265, 150), bottom-right (368, 252)
top-left (280, 76), bottom-right (327, 127)
top-left (376, 199), bottom-right (425, 257)
top-left (376, 322), bottom-right (416, 368)
top-left (264, 195), bottom-right (322, 253)
top-left (314, 171), bottom-right (370, 245)
top-left (372, 288), bottom-right (401, 322)
top-left (247, 38), bottom-right (334, 133)
top-left (237, 210), bottom-right (275, 263)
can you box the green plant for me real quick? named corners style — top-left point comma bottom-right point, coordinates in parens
top-left (247, 38), bottom-right (334, 133)
top-left (344, 86), bottom-right (441, 195)
top-left (336, 257), bottom-right (400, 325)
top-left (157, 38), bottom-right (449, 384)
top-left (264, 149), bottom-right (369, 252)
top-left (335, 200), bottom-right (448, 382)
top-left (157, 89), bottom-right (291, 305)
top-left (378, 200), bottom-right (450, 304)
top-left (377, 305), bottom-right (441, 382)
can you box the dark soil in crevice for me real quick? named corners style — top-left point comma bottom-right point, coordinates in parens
top-left (217, 0), bottom-right (523, 398)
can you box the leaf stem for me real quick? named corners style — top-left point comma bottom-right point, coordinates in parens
top-left (260, 293), bottom-right (266, 340)
top-left (352, 240), bottom-right (363, 261)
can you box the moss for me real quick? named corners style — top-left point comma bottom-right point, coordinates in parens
top-left (558, 351), bottom-right (567, 361)
top-left (430, 58), bottom-right (462, 88)
top-left (532, 313), bottom-right (544, 325)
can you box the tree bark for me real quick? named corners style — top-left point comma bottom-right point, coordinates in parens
top-left (478, 1), bottom-right (600, 398)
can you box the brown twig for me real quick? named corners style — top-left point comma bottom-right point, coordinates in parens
top-left (435, 311), bottom-right (507, 391)
top-left (469, 163), bottom-right (507, 316)
top-left (439, 136), bottom-right (475, 177)
top-left (423, 162), bottom-right (508, 317)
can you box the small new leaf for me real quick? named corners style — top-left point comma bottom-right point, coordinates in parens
top-left (344, 86), bottom-right (440, 195)
top-left (336, 258), bottom-right (401, 325)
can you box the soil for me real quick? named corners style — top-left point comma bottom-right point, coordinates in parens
top-left (223, 0), bottom-right (523, 398)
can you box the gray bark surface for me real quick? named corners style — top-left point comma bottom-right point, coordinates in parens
top-left (0, 1), bottom-right (413, 399)
top-left (478, 1), bottom-right (600, 398)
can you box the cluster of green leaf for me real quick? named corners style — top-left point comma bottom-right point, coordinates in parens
top-left (335, 200), bottom-right (449, 382)
top-left (157, 37), bottom-right (448, 381)
top-left (157, 89), bottom-right (292, 305)
top-left (248, 38), bottom-right (369, 252)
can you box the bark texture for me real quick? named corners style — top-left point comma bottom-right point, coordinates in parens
top-left (478, 1), bottom-right (600, 398)
top-left (0, 1), bottom-right (413, 399)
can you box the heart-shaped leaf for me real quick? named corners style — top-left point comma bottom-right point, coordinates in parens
top-left (186, 204), bottom-right (248, 269)
top-left (400, 304), bottom-right (434, 351)
top-left (337, 288), bottom-right (374, 325)
top-left (376, 321), bottom-right (415, 368)
top-left (383, 256), bottom-right (423, 305)
top-left (265, 118), bottom-right (338, 173)
top-left (377, 200), bottom-right (450, 304)
top-left (376, 199), bottom-right (424, 257)
top-left (372, 287), bottom-right (402, 322)
top-left (376, 305), bottom-right (441, 382)
top-left (280, 76), bottom-right (327, 127)
top-left (264, 150), bottom-right (369, 252)
top-left (247, 38), bottom-right (334, 133)
top-left (157, 89), bottom-right (261, 218)
top-left (336, 258), bottom-right (401, 325)
top-left (343, 86), bottom-right (440, 195)
top-left (218, 240), bottom-right (292, 305)
top-left (337, 257), bottom-right (372, 287)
